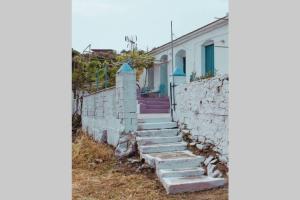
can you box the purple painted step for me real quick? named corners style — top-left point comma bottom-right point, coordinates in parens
top-left (140, 108), bottom-right (169, 113)
top-left (139, 100), bottom-right (169, 105)
top-left (138, 96), bottom-right (169, 101)
top-left (138, 96), bottom-right (170, 114)
top-left (140, 104), bottom-right (170, 109)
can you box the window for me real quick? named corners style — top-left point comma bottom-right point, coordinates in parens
top-left (183, 57), bottom-right (186, 74)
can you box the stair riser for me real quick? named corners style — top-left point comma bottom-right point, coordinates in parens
top-left (140, 108), bottom-right (169, 114)
top-left (139, 145), bottom-right (187, 154)
top-left (136, 129), bottom-right (179, 137)
top-left (164, 179), bottom-right (226, 194)
top-left (155, 157), bottom-right (203, 170)
top-left (140, 104), bottom-right (170, 109)
top-left (138, 118), bottom-right (172, 124)
top-left (138, 97), bottom-right (169, 101)
top-left (138, 100), bottom-right (170, 105)
top-left (138, 122), bottom-right (177, 130)
top-left (157, 169), bottom-right (205, 178)
top-left (137, 136), bottom-right (182, 146)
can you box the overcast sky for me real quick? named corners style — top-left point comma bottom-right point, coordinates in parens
top-left (72, 0), bottom-right (228, 53)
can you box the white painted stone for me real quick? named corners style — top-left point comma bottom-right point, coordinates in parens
top-left (212, 169), bottom-right (223, 178)
top-left (196, 143), bottom-right (204, 150)
top-left (204, 155), bottom-right (214, 166)
top-left (174, 74), bottom-right (229, 156)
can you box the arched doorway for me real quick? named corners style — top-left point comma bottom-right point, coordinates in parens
top-left (160, 55), bottom-right (168, 96)
top-left (175, 49), bottom-right (186, 75)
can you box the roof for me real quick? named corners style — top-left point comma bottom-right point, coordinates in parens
top-left (149, 15), bottom-right (229, 55)
top-left (91, 49), bottom-right (115, 52)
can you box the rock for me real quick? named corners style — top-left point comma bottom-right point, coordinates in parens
top-left (204, 156), bottom-right (214, 166)
top-left (210, 159), bottom-right (218, 165)
top-left (127, 158), bottom-right (140, 164)
top-left (95, 159), bottom-right (103, 164)
top-left (219, 155), bottom-right (228, 163)
top-left (212, 169), bottom-right (223, 178)
top-left (181, 129), bottom-right (190, 134)
top-left (207, 163), bottom-right (217, 177)
top-left (196, 143), bottom-right (204, 150)
top-left (189, 142), bottom-right (196, 146)
top-left (115, 132), bottom-right (137, 158)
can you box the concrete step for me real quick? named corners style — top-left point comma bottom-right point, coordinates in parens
top-left (140, 104), bottom-right (170, 109)
top-left (141, 151), bottom-right (204, 169)
top-left (161, 176), bottom-right (225, 194)
top-left (137, 121), bottom-right (177, 130)
top-left (157, 167), bottom-right (205, 178)
top-left (138, 96), bottom-right (169, 101)
top-left (138, 100), bottom-right (170, 105)
top-left (139, 142), bottom-right (187, 154)
top-left (136, 135), bottom-right (182, 146)
top-left (140, 108), bottom-right (170, 114)
top-left (137, 117), bottom-right (172, 124)
top-left (136, 129), bottom-right (179, 137)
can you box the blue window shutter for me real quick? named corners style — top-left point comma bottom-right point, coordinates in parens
top-left (205, 44), bottom-right (214, 76)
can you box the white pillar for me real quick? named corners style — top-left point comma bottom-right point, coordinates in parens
top-left (116, 63), bottom-right (137, 132)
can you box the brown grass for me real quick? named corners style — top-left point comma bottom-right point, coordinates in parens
top-left (72, 132), bottom-right (228, 200)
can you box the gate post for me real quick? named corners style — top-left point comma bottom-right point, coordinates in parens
top-left (115, 62), bottom-right (137, 132)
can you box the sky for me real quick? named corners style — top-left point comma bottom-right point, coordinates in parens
top-left (72, 0), bottom-right (228, 53)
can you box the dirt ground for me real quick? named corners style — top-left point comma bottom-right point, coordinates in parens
top-left (72, 133), bottom-right (228, 200)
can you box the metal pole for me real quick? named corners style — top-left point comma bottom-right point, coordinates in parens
top-left (171, 21), bottom-right (176, 111)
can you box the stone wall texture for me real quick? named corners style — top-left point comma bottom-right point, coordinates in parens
top-left (81, 87), bottom-right (124, 146)
top-left (174, 74), bottom-right (229, 156)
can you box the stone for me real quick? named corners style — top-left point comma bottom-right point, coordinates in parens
top-left (196, 143), bottom-right (204, 150)
top-left (189, 142), bottom-right (196, 146)
top-left (212, 169), bottom-right (223, 178)
top-left (115, 132), bottom-right (137, 158)
top-left (127, 158), bottom-right (140, 164)
top-left (210, 159), bottom-right (218, 164)
top-left (219, 155), bottom-right (228, 163)
top-left (207, 163), bottom-right (217, 177)
top-left (204, 155), bottom-right (214, 166)
top-left (95, 159), bottom-right (103, 164)
top-left (181, 129), bottom-right (190, 134)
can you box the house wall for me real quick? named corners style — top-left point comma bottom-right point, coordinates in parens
top-left (140, 23), bottom-right (228, 95)
top-left (174, 74), bottom-right (229, 157)
top-left (81, 87), bottom-right (124, 146)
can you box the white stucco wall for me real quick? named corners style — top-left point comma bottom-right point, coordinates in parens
top-left (81, 87), bottom-right (124, 146)
top-left (174, 74), bottom-right (229, 156)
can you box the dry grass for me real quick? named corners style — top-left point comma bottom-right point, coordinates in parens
top-left (72, 132), bottom-right (228, 200)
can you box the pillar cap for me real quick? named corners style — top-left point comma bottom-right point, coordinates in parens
top-left (117, 62), bottom-right (134, 73)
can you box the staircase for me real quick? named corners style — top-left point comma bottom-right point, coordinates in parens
top-left (136, 114), bottom-right (225, 194)
top-left (138, 96), bottom-right (170, 114)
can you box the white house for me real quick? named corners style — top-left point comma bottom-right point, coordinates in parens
top-left (139, 15), bottom-right (228, 96)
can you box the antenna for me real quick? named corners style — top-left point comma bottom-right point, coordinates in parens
top-left (125, 35), bottom-right (137, 52)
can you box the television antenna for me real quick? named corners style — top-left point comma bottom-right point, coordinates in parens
top-left (125, 35), bottom-right (137, 52)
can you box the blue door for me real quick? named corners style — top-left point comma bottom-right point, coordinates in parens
top-left (205, 44), bottom-right (214, 76)
top-left (160, 63), bottom-right (168, 96)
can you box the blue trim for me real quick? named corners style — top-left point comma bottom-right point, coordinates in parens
top-left (173, 67), bottom-right (186, 76)
top-left (117, 62), bottom-right (134, 73)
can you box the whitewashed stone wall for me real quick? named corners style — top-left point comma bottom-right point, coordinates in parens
top-left (81, 63), bottom-right (138, 147)
top-left (81, 87), bottom-right (124, 146)
top-left (174, 74), bottom-right (229, 157)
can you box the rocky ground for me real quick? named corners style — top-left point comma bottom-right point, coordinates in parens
top-left (72, 132), bottom-right (228, 200)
